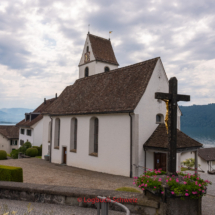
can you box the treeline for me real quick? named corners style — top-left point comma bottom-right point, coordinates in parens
top-left (180, 103), bottom-right (215, 128)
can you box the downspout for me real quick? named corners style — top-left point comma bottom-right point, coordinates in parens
top-left (129, 113), bottom-right (133, 178)
top-left (49, 116), bottom-right (53, 163)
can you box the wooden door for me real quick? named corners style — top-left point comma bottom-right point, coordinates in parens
top-left (154, 153), bottom-right (166, 171)
top-left (63, 147), bottom-right (67, 164)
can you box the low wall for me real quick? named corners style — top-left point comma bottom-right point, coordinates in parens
top-left (0, 182), bottom-right (163, 214)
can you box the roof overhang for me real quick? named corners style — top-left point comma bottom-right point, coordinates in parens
top-left (144, 146), bottom-right (202, 153)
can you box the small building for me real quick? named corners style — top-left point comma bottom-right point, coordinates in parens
top-left (181, 147), bottom-right (215, 173)
top-left (0, 126), bottom-right (19, 154)
top-left (16, 97), bottom-right (57, 147)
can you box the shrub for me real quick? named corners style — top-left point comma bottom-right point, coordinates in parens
top-left (18, 146), bottom-right (27, 154)
top-left (26, 148), bottom-right (38, 157)
top-left (33, 146), bottom-right (42, 156)
top-left (23, 141), bottom-right (32, 150)
top-left (0, 150), bottom-right (7, 160)
top-left (10, 150), bottom-right (19, 159)
top-left (0, 165), bottom-right (23, 182)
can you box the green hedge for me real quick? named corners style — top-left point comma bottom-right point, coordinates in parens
top-left (0, 150), bottom-right (7, 160)
top-left (10, 150), bottom-right (19, 159)
top-left (33, 146), bottom-right (42, 156)
top-left (0, 165), bottom-right (23, 182)
top-left (26, 148), bottom-right (38, 157)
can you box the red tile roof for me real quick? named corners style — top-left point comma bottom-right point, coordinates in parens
top-left (44, 57), bottom-right (159, 115)
top-left (144, 124), bottom-right (203, 150)
top-left (0, 126), bottom-right (19, 139)
top-left (16, 98), bottom-right (56, 128)
top-left (88, 34), bottom-right (119, 65)
top-left (198, 148), bottom-right (215, 161)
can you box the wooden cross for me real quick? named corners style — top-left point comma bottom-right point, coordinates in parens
top-left (155, 77), bottom-right (190, 175)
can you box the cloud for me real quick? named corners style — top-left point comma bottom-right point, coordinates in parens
top-left (0, 0), bottom-right (214, 109)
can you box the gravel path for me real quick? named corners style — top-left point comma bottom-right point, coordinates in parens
top-left (0, 158), bottom-right (136, 191)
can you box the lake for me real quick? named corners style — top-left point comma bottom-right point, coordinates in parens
top-left (181, 127), bottom-right (215, 148)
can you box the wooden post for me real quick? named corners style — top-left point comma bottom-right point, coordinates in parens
top-left (195, 150), bottom-right (198, 176)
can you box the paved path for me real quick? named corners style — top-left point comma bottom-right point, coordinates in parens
top-left (0, 199), bottom-right (138, 215)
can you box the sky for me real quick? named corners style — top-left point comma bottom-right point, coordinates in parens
top-left (0, 0), bottom-right (215, 109)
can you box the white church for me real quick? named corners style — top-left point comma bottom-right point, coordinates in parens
top-left (41, 33), bottom-right (202, 177)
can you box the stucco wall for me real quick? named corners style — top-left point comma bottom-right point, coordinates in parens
top-left (18, 128), bottom-right (33, 146)
top-left (32, 119), bottom-right (43, 147)
top-left (50, 114), bottom-right (130, 177)
top-left (42, 115), bottom-right (51, 159)
top-left (0, 134), bottom-right (18, 154)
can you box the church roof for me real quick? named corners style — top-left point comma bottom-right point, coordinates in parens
top-left (43, 57), bottom-right (159, 115)
top-left (16, 98), bottom-right (56, 128)
top-left (0, 126), bottom-right (19, 139)
top-left (198, 148), bottom-right (215, 161)
top-left (144, 124), bottom-right (203, 151)
top-left (88, 34), bottom-right (119, 65)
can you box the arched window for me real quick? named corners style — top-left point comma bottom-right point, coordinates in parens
top-left (89, 117), bottom-right (99, 156)
top-left (54, 118), bottom-right (60, 148)
top-left (70, 118), bottom-right (78, 152)
top-left (85, 67), bottom-right (89, 77)
top-left (104, 67), bottom-right (110, 72)
top-left (86, 46), bottom-right (89, 52)
top-left (156, 114), bottom-right (164, 124)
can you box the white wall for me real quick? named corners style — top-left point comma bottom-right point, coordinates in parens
top-left (19, 128), bottom-right (33, 146)
top-left (42, 115), bottom-right (51, 159)
top-left (50, 114), bottom-right (130, 177)
top-left (32, 119), bottom-right (43, 147)
top-left (79, 34), bottom-right (118, 78)
top-left (0, 134), bottom-right (18, 154)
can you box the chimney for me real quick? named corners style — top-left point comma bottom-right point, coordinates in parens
top-left (44, 98), bottom-right (46, 104)
top-left (55, 93), bottom-right (57, 99)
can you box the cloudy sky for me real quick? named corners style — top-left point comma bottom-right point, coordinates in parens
top-left (0, 0), bottom-right (215, 109)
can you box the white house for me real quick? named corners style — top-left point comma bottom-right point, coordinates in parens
top-left (16, 97), bottom-right (57, 147)
top-left (0, 126), bottom-right (19, 154)
top-left (41, 33), bottom-right (202, 177)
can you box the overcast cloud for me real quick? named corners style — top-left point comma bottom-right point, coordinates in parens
top-left (0, 0), bottom-right (215, 109)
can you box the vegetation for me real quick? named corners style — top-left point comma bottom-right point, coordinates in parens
top-left (10, 149), bottom-right (19, 159)
top-left (0, 165), bottom-right (23, 182)
top-left (115, 187), bottom-right (141, 193)
top-left (26, 148), bottom-right (38, 157)
top-left (35, 156), bottom-right (42, 159)
top-left (180, 104), bottom-right (215, 128)
top-left (181, 158), bottom-right (195, 169)
top-left (33, 145), bottom-right (42, 156)
top-left (0, 150), bottom-right (7, 160)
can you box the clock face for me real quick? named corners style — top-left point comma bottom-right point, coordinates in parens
top-left (84, 52), bottom-right (90, 63)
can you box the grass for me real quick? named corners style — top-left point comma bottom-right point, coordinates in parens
top-left (35, 156), bottom-right (41, 159)
top-left (115, 187), bottom-right (141, 193)
top-left (181, 167), bottom-right (195, 171)
top-left (7, 154), bottom-right (11, 157)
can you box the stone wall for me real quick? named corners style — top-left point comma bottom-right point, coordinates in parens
top-left (0, 181), bottom-right (164, 215)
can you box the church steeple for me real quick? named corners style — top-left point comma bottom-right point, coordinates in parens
top-left (78, 33), bottom-right (119, 78)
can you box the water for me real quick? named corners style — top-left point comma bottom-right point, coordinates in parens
top-left (0, 122), bottom-right (16, 125)
top-left (181, 127), bottom-right (215, 148)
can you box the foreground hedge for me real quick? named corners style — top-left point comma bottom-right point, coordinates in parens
top-left (0, 150), bottom-right (7, 160)
top-left (0, 165), bottom-right (23, 182)
top-left (26, 148), bottom-right (38, 157)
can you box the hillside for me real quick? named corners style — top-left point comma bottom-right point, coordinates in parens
top-left (0, 108), bottom-right (33, 123)
top-left (180, 103), bottom-right (215, 128)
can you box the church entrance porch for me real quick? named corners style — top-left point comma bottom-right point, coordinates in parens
top-left (154, 152), bottom-right (166, 171)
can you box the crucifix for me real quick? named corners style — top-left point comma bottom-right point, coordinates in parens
top-left (155, 77), bottom-right (190, 175)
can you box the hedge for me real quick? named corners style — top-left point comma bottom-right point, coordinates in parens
top-left (10, 149), bottom-right (19, 159)
top-left (0, 150), bottom-right (7, 160)
top-left (0, 165), bottom-right (23, 182)
top-left (26, 148), bottom-right (38, 157)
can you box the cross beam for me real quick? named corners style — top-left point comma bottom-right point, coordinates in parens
top-left (155, 77), bottom-right (190, 175)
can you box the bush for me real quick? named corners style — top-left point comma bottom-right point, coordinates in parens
top-left (18, 146), bottom-right (27, 154)
top-left (0, 165), bottom-right (23, 182)
top-left (33, 146), bottom-right (42, 156)
top-left (10, 150), bottom-right (19, 159)
top-left (23, 141), bottom-right (32, 150)
top-left (0, 150), bottom-right (7, 160)
top-left (26, 148), bottom-right (38, 157)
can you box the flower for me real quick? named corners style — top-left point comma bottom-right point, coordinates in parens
top-left (171, 191), bottom-right (174, 195)
top-left (185, 193), bottom-right (189, 196)
top-left (169, 178), bottom-right (172, 181)
top-left (145, 184), bottom-right (147, 187)
top-left (154, 187), bottom-right (156, 189)
top-left (158, 178), bottom-right (162, 181)
top-left (183, 182), bottom-right (187, 184)
top-left (199, 184), bottom-right (201, 187)
top-left (166, 179), bottom-right (168, 182)
top-left (202, 190), bottom-right (205, 193)
top-left (142, 188), bottom-right (145, 190)
top-left (161, 191), bottom-right (164, 194)
top-left (192, 191), bottom-right (197, 195)
top-left (199, 189), bottom-right (201, 191)
top-left (133, 182), bottom-right (136, 184)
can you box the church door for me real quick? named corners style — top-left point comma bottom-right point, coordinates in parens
top-left (154, 153), bottom-right (166, 171)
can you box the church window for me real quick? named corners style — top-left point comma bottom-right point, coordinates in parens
top-left (70, 118), bottom-right (78, 152)
top-left (54, 118), bottom-right (60, 148)
top-left (86, 46), bottom-right (89, 52)
top-left (156, 114), bottom-right (164, 124)
top-left (85, 67), bottom-right (89, 77)
top-left (89, 117), bottom-right (99, 156)
top-left (104, 67), bottom-right (110, 72)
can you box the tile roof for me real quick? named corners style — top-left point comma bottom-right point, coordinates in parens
top-left (16, 98), bottom-right (56, 128)
top-left (0, 126), bottom-right (19, 139)
top-left (44, 57), bottom-right (159, 115)
top-left (198, 148), bottom-right (215, 161)
top-left (88, 34), bottom-right (119, 65)
top-left (144, 124), bottom-right (203, 150)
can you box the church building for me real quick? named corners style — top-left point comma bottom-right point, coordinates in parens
top-left (42, 33), bottom-right (202, 177)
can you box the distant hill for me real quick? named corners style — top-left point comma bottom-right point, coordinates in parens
top-left (0, 108), bottom-right (34, 123)
top-left (180, 104), bottom-right (215, 128)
